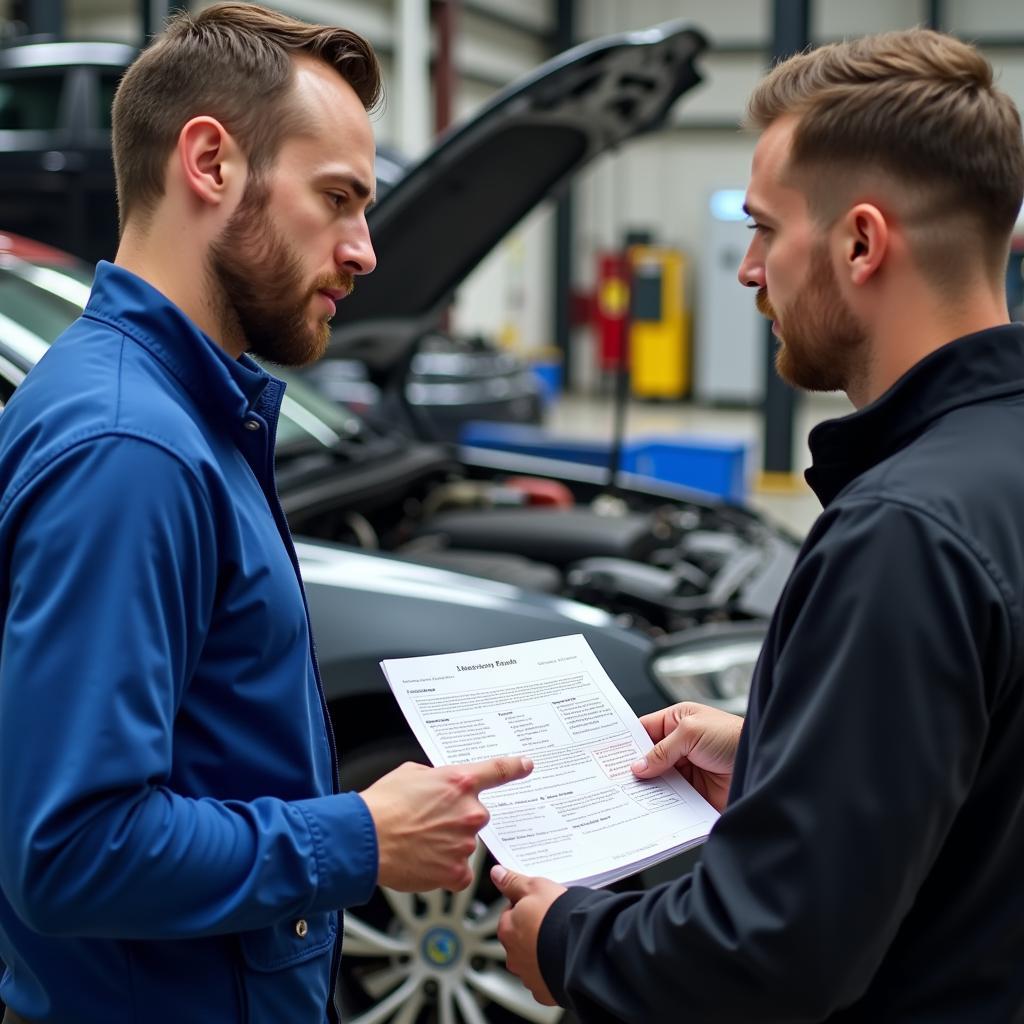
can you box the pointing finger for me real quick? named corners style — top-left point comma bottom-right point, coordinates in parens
top-left (463, 754), bottom-right (534, 792)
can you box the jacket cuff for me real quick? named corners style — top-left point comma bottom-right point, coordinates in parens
top-left (538, 886), bottom-right (614, 1007)
top-left (297, 792), bottom-right (379, 910)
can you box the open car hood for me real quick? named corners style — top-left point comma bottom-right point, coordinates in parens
top-left (328, 20), bottom-right (707, 372)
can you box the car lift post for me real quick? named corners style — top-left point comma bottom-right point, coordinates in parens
top-left (553, 0), bottom-right (576, 392)
top-left (758, 0), bottom-right (810, 493)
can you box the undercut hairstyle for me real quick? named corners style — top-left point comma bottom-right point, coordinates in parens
top-left (746, 29), bottom-right (1024, 284)
top-left (111, 2), bottom-right (382, 230)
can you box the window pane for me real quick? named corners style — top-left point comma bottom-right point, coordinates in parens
top-left (0, 75), bottom-right (64, 130)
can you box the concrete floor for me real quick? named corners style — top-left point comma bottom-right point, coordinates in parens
top-left (545, 390), bottom-right (854, 538)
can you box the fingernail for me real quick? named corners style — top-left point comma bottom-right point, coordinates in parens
top-left (491, 865), bottom-right (508, 885)
top-left (521, 756), bottom-right (534, 772)
top-left (631, 757), bottom-right (648, 773)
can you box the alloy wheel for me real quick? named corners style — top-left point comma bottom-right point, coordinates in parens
top-left (341, 841), bottom-right (563, 1024)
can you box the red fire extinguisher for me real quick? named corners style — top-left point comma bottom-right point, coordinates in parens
top-left (594, 251), bottom-right (630, 372)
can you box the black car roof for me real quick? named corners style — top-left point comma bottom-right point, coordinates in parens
top-left (0, 39), bottom-right (137, 71)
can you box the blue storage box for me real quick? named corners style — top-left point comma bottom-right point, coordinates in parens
top-left (459, 422), bottom-right (750, 501)
top-left (459, 422), bottom-right (603, 464)
top-left (624, 438), bottom-right (749, 502)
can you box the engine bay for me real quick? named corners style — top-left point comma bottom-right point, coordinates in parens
top-left (281, 442), bottom-right (794, 638)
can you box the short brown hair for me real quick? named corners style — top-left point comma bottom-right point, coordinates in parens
top-left (112, 2), bottom-right (382, 229)
top-left (747, 29), bottom-right (1024, 278)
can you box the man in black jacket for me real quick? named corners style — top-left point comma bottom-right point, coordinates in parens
top-left (492, 28), bottom-right (1024, 1022)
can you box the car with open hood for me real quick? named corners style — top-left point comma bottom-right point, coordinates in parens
top-left (318, 144), bottom-right (547, 443)
top-left (0, 22), bottom-right (796, 1024)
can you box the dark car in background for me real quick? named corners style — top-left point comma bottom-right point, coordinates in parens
top-left (0, 38), bottom-right (132, 264)
top-left (0, 23), bottom-right (792, 1024)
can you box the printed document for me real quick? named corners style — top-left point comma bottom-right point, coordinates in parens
top-left (380, 634), bottom-right (718, 887)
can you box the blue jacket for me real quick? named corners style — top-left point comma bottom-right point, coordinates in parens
top-left (0, 263), bottom-right (378, 1022)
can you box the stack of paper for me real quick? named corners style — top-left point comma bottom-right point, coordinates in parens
top-left (381, 634), bottom-right (718, 888)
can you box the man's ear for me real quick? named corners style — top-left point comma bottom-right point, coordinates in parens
top-left (176, 116), bottom-right (244, 208)
top-left (838, 202), bottom-right (888, 287)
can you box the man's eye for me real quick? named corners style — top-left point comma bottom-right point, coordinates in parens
top-left (327, 193), bottom-right (347, 209)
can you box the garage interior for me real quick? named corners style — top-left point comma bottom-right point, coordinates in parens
top-left (2, 3), bottom-right (1023, 1024)
top-left (5, 0), bottom-right (1021, 544)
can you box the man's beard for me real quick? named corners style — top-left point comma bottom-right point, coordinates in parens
top-left (207, 179), bottom-right (353, 367)
top-left (757, 241), bottom-right (868, 394)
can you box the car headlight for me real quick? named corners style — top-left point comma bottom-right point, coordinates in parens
top-left (651, 626), bottom-right (766, 715)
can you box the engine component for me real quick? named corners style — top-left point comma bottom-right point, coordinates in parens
top-left (413, 507), bottom-right (678, 566)
top-left (396, 539), bottom-right (562, 592)
top-left (567, 557), bottom-right (711, 611)
top-left (503, 476), bottom-right (575, 507)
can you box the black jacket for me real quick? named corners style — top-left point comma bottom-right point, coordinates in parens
top-left (538, 325), bottom-right (1024, 1022)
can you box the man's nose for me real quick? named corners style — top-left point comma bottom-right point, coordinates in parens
top-left (336, 227), bottom-right (376, 276)
top-left (737, 245), bottom-right (764, 289)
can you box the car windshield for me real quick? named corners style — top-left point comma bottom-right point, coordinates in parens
top-left (0, 255), bottom-right (362, 452)
top-left (0, 73), bottom-right (64, 130)
top-left (275, 368), bottom-right (365, 451)
top-left (0, 259), bottom-right (90, 342)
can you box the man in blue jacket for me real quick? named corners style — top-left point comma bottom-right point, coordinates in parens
top-left (494, 27), bottom-right (1024, 1023)
top-left (0, 5), bottom-right (531, 1022)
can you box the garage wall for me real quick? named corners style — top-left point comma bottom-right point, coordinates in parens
top-left (63, 0), bottom-right (137, 41)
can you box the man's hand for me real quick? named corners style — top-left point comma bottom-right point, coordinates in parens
top-left (631, 702), bottom-right (743, 812)
top-left (492, 865), bottom-right (566, 1006)
top-left (360, 755), bottom-right (533, 892)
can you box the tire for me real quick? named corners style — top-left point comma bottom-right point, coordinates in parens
top-left (336, 740), bottom-right (568, 1024)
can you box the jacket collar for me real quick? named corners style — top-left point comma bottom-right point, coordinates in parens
top-left (84, 261), bottom-right (280, 426)
top-left (806, 323), bottom-right (1024, 507)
